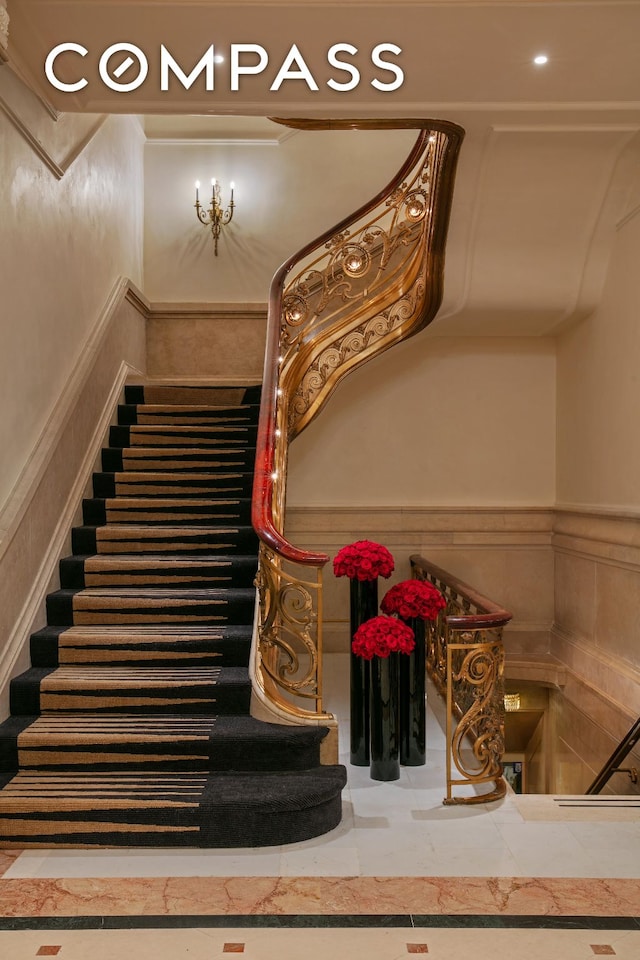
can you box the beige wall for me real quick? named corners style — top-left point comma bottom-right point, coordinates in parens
top-left (552, 202), bottom-right (640, 791)
top-left (285, 506), bottom-right (554, 654)
top-left (0, 71), bottom-right (145, 709)
top-left (143, 128), bottom-right (416, 302)
top-left (557, 206), bottom-right (640, 512)
top-left (287, 335), bottom-right (556, 507)
top-left (0, 86), bottom-right (144, 512)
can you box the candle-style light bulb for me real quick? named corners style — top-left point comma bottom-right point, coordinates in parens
top-left (230, 181), bottom-right (235, 202)
top-left (195, 180), bottom-right (200, 202)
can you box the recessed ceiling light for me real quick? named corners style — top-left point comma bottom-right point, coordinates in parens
top-left (533, 54), bottom-right (548, 66)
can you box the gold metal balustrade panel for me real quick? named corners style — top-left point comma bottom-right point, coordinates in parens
top-left (413, 557), bottom-right (509, 805)
top-left (252, 120), bottom-right (463, 726)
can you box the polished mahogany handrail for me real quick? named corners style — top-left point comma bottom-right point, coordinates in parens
top-left (410, 554), bottom-right (512, 630)
top-left (252, 119), bottom-right (465, 568)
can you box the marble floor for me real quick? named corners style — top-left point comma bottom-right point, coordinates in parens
top-left (1, 654), bottom-right (639, 959)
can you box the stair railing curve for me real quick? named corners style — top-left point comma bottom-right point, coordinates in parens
top-left (410, 554), bottom-right (511, 804)
top-left (251, 118), bottom-right (465, 726)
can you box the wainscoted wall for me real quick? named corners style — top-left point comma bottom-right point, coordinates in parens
top-left (550, 508), bottom-right (640, 794)
top-left (0, 69), bottom-right (144, 512)
top-left (146, 302), bottom-right (267, 382)
top-left (0, 284), bottom-right (146, 716)
top-left (284, 506), bottom-right (555, 655)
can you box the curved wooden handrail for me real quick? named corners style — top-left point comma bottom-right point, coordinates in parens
top-left (252, 119), bottom-right (465, 569)
top-left (410, 555), bottom-right (513, 630)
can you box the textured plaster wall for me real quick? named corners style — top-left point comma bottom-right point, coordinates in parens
top-left (556, 207), bottom-right (640, 511)
top-left (287, 334), bottom-right (556, 507)
top-left (143, 127), bottom-right (416, 303)
top-left (0, 105), bottom-right (144, 511)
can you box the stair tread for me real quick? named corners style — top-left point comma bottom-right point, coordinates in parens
top-left (0, 766), bottom-right (346, 809)
top-left (34, 623), bottom-right (252, 638)
top-left (84, 524), bottom-right (256, 533)
top-left (92, 498), bottom-right (251, 506)
top-left (110, 446), bottom-right (257, 453)
top-left (71, 554), bottom-right (256, 562)
top-left (52, 587), bottom-right (256, 598)
top-left (128, 405), bottom-right (260, 412)
top-left (7, 714), bottom-right (327, 744)
top-left (17, 665), bottom-right (249, 683)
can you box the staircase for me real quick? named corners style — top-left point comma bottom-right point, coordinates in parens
top-left (0, 384), bottom-right (346, 847)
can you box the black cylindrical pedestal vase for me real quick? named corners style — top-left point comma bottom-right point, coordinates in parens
top-left (370, 652), bottom-right (400, 782)
top-left (350, 578), bottom-right (378, 765)
top-left (399, 617), bottom-right (426, 766)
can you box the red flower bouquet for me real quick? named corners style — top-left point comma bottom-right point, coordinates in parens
top-left (333, 540), bottom-right (394, 582)
top-left (381, 579), bottom-right (446, 621)
top-left (352, 615), bottom-right (415, 660)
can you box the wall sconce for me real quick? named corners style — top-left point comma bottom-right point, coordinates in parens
top-left (194, 178), bottom-right (235, 256)
top-left (504, 693), bottom-right (521, 712)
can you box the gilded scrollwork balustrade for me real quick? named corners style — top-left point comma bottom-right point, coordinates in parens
top-left (411, 554), bottom-right (511, 804)
top-left (254, 543), bottom-right (325, 717)
top-left (251, 119), bottom-right (464, 726)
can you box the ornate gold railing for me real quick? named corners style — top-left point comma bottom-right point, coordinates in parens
top-left (411, 554), bottom-right (511, 804)
top-left (251, 119), bottom-right (464, 726)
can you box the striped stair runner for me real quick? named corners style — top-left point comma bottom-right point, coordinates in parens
top-left (0, 384), bottom-right (346, 847)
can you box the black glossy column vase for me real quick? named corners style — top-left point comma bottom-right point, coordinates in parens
top-left (350, 578), bottom-right (378, 765)
top-left (399, 617), bottom-right (426, 766)
top-left (369, 652), bottom-right (400, 781)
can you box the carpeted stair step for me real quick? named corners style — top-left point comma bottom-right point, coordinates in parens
top-left (82, 497), bottom-right (252, 526)
top-left (109, 424), bottom-right (258, 448)
top-left (72, 524), bottom-right (259, 556)
top-left (0, 715), bottom-right (328, 773)
top-left (10, 666), bottom-right (251, 715)
top-left (102, 446), bottom-right (256, 472)
top-left (118, 403), bottom-right (261, 426)
top-left (30, 624), bottom-right (253, 667)
top-left (92, 470), bottom-right (254, 498)
top-left (0, 379), bottom-right (347, 848)
top-left (0, 765), bottom-right (346, 847)
top-left (46, 587), bottom-right (256, 626)
top-left (125, 384), bottom-right (261, 406)
top-left (59, 554), bottom-right (257, 589)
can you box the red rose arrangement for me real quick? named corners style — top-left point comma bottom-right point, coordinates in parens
top-left (333, 540), bottom-right (394, 582)
top-left (381, 578), bottom-right (446, 621)
top-left (351, 615), bottom-right (415, 660)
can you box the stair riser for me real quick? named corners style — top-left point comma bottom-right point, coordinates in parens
top-left (2, 735), bottom-right (320, 775)
top-left (31, 643), bottom-right (250, 668)
top-left (82, 499), bottom-right (252, 526)
top-left (92, 473), bottom-right (254, 498)
top-left (59, 557), bottom-right (257, 590)
top-left (10, 678), bottom-right (251, 716)
top-left (30, 627), bottom-right (253, 668)
top-left (110, 425), bottom-right (258, 448)
top-left (46, 596), bottom-right (255, 627)
top-left (118, 404), bottom-right (261, 426)
top-left (102, 449), bottom-right (255, 472)
top-left (72, 527), bottom-right (259, 556)
top-left (0, 794), bottom-right (343, 848)
top-left (124, 385), bottom-right (262, 406)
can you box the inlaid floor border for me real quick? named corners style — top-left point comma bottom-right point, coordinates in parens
top-left (0, 914), bottom-right (639, 931)
top-left (1, 875), bottom-right (639, 919)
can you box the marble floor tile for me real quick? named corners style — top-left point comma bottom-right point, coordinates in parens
top-left (3, 926), bottom-right (640, 960)
top-left (3, 655), bottom-right (640, 888)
